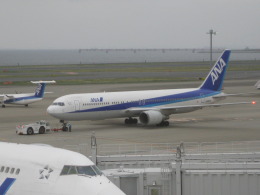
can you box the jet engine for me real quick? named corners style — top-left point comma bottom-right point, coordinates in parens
top-left (139, 110), bottom-right (166, 125)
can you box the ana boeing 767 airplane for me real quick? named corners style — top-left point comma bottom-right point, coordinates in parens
top-left (47, 50), bottom-right (255, 126)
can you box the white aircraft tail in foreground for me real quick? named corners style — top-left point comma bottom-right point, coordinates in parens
top-left (0, 142), bottom-right (125, 195)
top-left (0, 80), bottom-right (55, 107)
top-left (47, 50), bottom-right (256, 126)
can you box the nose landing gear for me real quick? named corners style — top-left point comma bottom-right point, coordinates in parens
top-left (60, 120), bottom-right (72, 132)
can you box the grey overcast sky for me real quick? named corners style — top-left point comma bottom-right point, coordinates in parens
top-left (0, 0), bottom-right (259, 49)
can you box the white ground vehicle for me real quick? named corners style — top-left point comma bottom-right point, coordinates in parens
top-left (16, 120), bottom-right (51, 135)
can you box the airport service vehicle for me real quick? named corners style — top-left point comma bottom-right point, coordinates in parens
top-left (47, 50), bottom-right (255, 126)
top-left (16, 120), bottom-right (72, 135)
top-left (16, 120), bottom-right (51, 135)
top-left (0, 80), bottom-right (55, 108)
top-left (0, 142), bottom-right (125, 195)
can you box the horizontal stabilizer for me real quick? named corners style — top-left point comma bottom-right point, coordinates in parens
top-left (31, 80), bottom-right (56, 84)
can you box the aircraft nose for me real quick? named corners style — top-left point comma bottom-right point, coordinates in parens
top-left (47, 105), bottom-right (57, 116)
top-left (97, 184), bottom-right (126, 195)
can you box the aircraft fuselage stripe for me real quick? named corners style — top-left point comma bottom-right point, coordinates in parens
top-left (0, 178), bottom-right (16, 195)
top-left (68, 89), bottom-right (219, 113)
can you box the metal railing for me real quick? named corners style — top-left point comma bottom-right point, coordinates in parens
top-left (61, 140), bottom-right (260, 157)
top-left (98, 141), bottom-right (260, 156)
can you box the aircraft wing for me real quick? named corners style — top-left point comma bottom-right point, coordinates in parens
top-left (31, 80), bottom-right (56, 84)
top-left (0, 94), bottom-right (15, 99)
top-left (125, 101), bottom-right (256, 115)
top-left (213, 93), bottom-right (260, 98)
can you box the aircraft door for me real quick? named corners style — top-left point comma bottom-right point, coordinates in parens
top-left (74, 100), bottom-right (80, 111)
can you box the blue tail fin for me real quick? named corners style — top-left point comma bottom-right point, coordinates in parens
top-left (200, 49), bottom-right (231, 91)
top-left (34, 83), bottom-right (46, 98)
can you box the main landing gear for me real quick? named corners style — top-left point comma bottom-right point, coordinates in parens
top-left (125, 117), bottom-right (138, 125)
top-left (124, 118), bottom-right (170, 127)
top-left (156, 121), bottom-right (170, 127)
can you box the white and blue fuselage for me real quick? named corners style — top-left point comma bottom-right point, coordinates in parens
top-left (2, 93), bottom-right (43, 105)
top-left (48, 88), bottom-right (221, 120)
top-left (1, 81), bottom-right (55, 107)
top-left (47, 50), bottom-right (237, 126)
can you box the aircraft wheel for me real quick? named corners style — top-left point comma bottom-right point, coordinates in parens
top-left (62, 123), bottom-right (68, 131)
top-left (2, 105), bottom-right (5, 108)
top-left (157, 121), bottom-right (169, 127)
top-left (125, 118), bottom-right (138, 125)
top-left (25, 104), bottom-right (28, 107)
top-left (39, 126), bottom-right (45, 134)
top-left (164, 121), bottom-right (169, 127)
top-left (27, 128), bottom-right (34, 135)
top-left (125, 118), bottom-right (130, 124)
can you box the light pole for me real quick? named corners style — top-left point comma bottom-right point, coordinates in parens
top-left (207, 29), bottom-right (216, 66)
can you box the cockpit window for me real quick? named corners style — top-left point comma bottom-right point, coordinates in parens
top-left (60, 165), bottom-right (70, 175)
top-left (52, 102), bottom-right (65, 106)
top-left (60, 165), bottom-right (102, 176)
top-left (68, 166), bottom-right (77, 175)
top-left (92, 165), bottom-right (103, 175)
top-left (77, 166), bottom-right (96, 176)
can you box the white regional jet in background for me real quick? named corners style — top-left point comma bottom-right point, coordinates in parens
top-left (0, 142), bottom-right (125, 195)
top-left (0, 81), bottom-right (55, 108)
top-left (47, 50), bottom-right (255, 126)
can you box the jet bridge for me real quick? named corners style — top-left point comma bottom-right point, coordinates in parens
top-left (89, 139), bottom-right (260, 195)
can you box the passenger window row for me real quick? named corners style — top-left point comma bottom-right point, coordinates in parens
top-left (80, 97), bottom-right (197, 107)
top-left (83, 98), bottom-right (193, 107)
top-left (0, 166), bottom-right (20, 175)
top-left (83, 102), bottom-right (110, 106)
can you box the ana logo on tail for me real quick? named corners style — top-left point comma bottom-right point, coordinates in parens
top-left (210, 58), bottom-right (226, 85)
top-left (199, 50), bottom-right (230, 91)
top-left (35, 84), bottom-right (43, 96)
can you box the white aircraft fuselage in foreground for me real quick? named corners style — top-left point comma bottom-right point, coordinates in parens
top-left (0, 142), bottom-right (125, 195)
top-left (47, 50), bottom-right (253, 126)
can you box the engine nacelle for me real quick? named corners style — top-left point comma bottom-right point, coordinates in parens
top-left (139, 110), bottom-right (166, 125)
